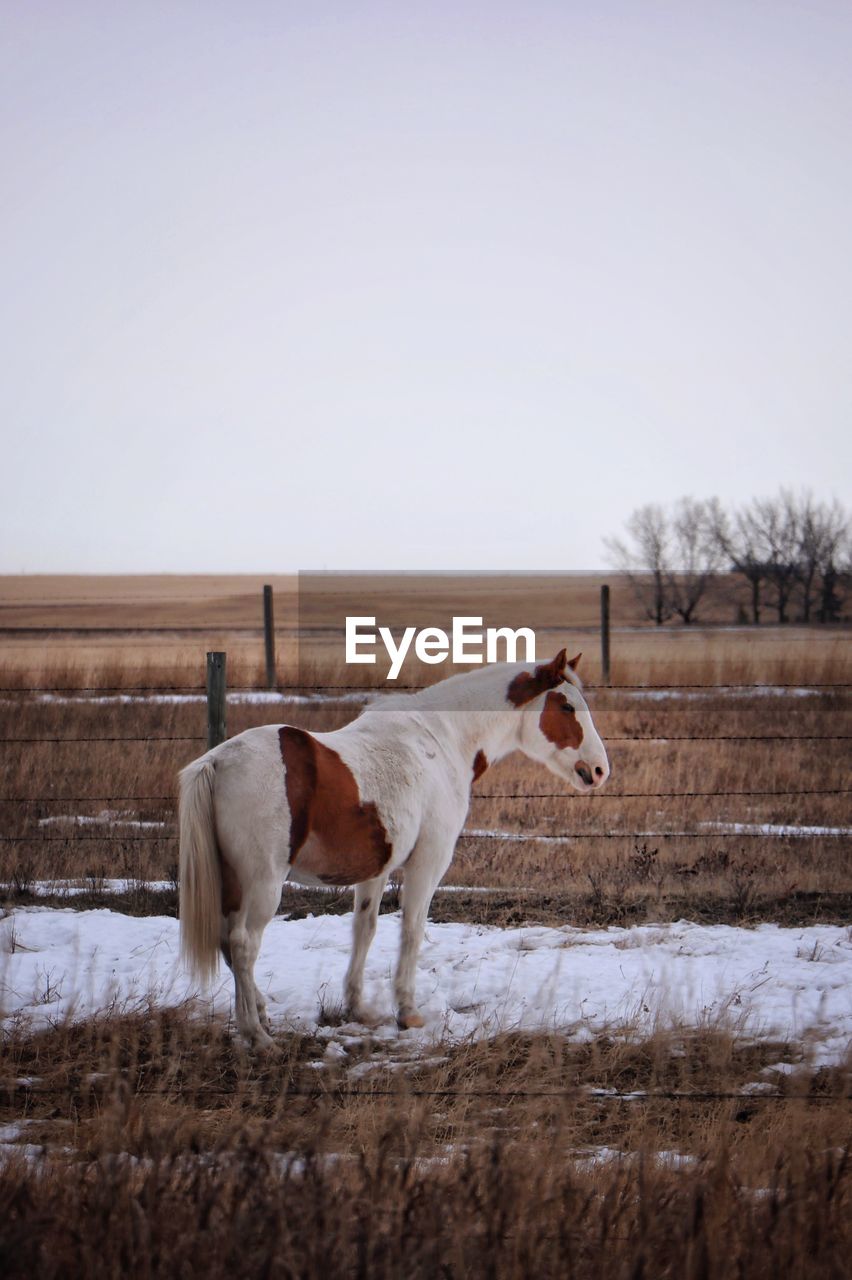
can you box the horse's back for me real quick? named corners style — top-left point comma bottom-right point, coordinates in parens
top-left (205, 719), bottom-right (427, 887)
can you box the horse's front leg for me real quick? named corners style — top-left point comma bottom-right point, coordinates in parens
top-left (345, 873), bottom-right (388, 1023)
top-left (395, 835), bottom-right (455, 1030)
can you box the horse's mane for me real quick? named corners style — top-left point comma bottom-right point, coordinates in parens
top-left (357, 660), bottom-right (582, 718)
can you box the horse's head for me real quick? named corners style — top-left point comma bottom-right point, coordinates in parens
top-left (507, 649), bottom-right (609, 793)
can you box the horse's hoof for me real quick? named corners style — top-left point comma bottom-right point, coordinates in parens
top-left (397, 1011), bottom-right (425, 1030)
top-left (349, 1006), bottom-right (381, 1028)
top-left (248, 1030), bottom-right (279, 1055)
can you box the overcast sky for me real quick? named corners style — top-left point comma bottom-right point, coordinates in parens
top-left (2, 1), bottom-right (850, 573)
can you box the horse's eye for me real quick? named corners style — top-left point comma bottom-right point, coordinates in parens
top-left (562, 703), bottom-right (575, 715)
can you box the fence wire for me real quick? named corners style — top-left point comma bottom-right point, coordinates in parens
top-left (0, 682), bottom-right (850, 694)
top-left (2, 733), bottom-right (850, 744)
top-left (1, 787), bottom-right (850, 803)
top-left (1, 1079), bottom-right (847, 1104)
top-left (2, 681), bottom-right (849, 847)
top-left (1, 831), bottom-right (849, 844)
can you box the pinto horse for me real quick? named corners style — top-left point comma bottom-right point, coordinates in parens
top-left (179, 649), bottom-right (609, 1047)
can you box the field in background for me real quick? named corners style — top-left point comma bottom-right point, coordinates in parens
top-left (1, 672), bottom-right (850, 926)
top-left (1, 575), bottom-right (850, 1276)
top-left (0, 571), bottom-right (848, 923)
top-left (2, 570), bottom-right (838, 685)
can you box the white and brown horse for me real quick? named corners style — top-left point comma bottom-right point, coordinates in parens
top-left (179, 649), bottom-right (609, 1047)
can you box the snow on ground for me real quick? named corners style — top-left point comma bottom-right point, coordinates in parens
top-left (2, 686), bottom-right (837, 711)
top-left (0, 691), bottom-right (369, 708)
top-left (622, 687), bottom-right (828, 700)
top-left (700, 822), bottom-right (852, 837)
top-left (1, 880), bottom-right (540, 899)
top-left (1, 908), bottom-right (850, 1063)
top-left (0, 879), bottom-right (176, 897)
top-left (22, 817), bottom-right (852, 842)
top-left (467, 825), bottom-right (852, 841)
top-left (37, 811), bottom-right (168, 832)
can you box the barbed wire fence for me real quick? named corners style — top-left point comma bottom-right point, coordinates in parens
top-left (0, 655), bottom-right (850, 1108)
top-left (0, 664), bottom-right (849, 854)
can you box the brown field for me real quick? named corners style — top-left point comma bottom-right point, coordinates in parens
top-left (1, 673), bottom-right (850, 925)
top-left (1, 1008), bottom-right (850, 1277)
top-left (3, 570), bottom-right (841, 685)
top-left (1, 576), bottom-right (850, 1275)
top-left (0, 611), bottom-right (848, 925)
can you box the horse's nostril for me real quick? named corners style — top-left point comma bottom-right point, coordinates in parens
top-left (594, 766), bottom-right (603, 778)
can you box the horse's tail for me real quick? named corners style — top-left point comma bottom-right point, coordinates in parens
top-left (178, 755), bottom-right (221, 985)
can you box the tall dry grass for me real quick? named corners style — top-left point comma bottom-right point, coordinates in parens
top-left (2, 570), bottom-right (848, 684)
top-left (0, 1010), bottom-right (849, 1278)
top-left (3, 1138), bottom-right (847, 1279)
top-left (1, 629), bottom-right (849, 923)
top-left (1, 593), bottom-right (850, 1275)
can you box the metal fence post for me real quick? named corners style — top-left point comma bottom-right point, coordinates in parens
top-left (600, 584), bottom-right (611, 686)
top-left (263, 584), bottom-right (276, 687)
top-left (206, 651), bottom-right (227, 749)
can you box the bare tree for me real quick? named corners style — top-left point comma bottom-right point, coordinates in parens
top-left (751, 490), bottom-right (802, 623)
top-left (797, 494), bottom-right (850, 622)
top-left (714, 490), bottom-right (850, 624)
top-left (611, 491), bottom-right (849, 627)
top-left (710, 502), bottom-right (769, 624)
top-left (604, 504), bottom-right (673, 625)
top-left (605, 498), bottom-right (723, 625)
top-left (665, 497), bottom-right (727, 624)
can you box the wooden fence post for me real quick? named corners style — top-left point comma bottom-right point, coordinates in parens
top-left (600, 584), bottom-right (611, 686)
top-left (263, 584), bottom-right (276, 688)
top-left (206, 651), bottom-right (227, 749)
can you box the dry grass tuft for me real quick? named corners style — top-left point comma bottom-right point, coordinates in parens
top-left (2, 632), bottom-right (848, 923)
top-left (2, 580), bottom-right (851, 1273)
top-left (0, 1010), bottom-right (850, 1277)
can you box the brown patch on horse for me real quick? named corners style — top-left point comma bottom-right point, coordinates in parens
top-left (507, 649), bottom-right (573, 707)
top-left (472, 749), bottom-right (489, 781)
top-left (220, 855), bottom-right (242, 916)
top-left (279, 727), bottom-right (392, 886)
top-left (539, 690), bottom-right (584, 750)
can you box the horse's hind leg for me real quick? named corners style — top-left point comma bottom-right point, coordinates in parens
top-left (344, 873), bottom-right (388, 1023)
top-left (395, 836), bottom-right (454, 1030)
top-left (220, 929), bottom-right (271, 1034)
top-left (224, 872), bottom-right (281, 1049)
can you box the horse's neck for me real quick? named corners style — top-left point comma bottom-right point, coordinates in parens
top-left (437, 706), bottom-right (521, 767)
top-left (359, 664), bottom-right (528, 773)
top-left (398, 700), bottom-right (523, 775)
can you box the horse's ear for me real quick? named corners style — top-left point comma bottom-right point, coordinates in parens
top-left (567, 653), bottom-right (582, 672)
top-left (546, 648), bottom-right (568, 679)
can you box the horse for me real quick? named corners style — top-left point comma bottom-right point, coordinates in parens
top-left (178, 648), bottom-right (609, 1048)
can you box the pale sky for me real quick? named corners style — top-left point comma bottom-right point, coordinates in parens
top-left (2, 1), bottom-right (850, 572)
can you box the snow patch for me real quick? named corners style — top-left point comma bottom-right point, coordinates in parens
top-left (37, 811), bottom-right (168, 832)
top-left (701, 822), bottom-right (852, 837)
top-left (1, 910), bottom-right (851, 1064)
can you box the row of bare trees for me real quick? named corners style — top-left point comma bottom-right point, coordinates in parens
top-left (605, 492), bottom-right (850, 625)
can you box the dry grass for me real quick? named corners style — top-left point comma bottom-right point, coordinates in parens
top-left (1, 631), bottom-right (849, 924)
top-left (0, 1010), bottom-right (849, 1277)
top-left (1, 578), bottom-right (850, 1274)
top-left (3, 571), bottom-right (848, 685)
